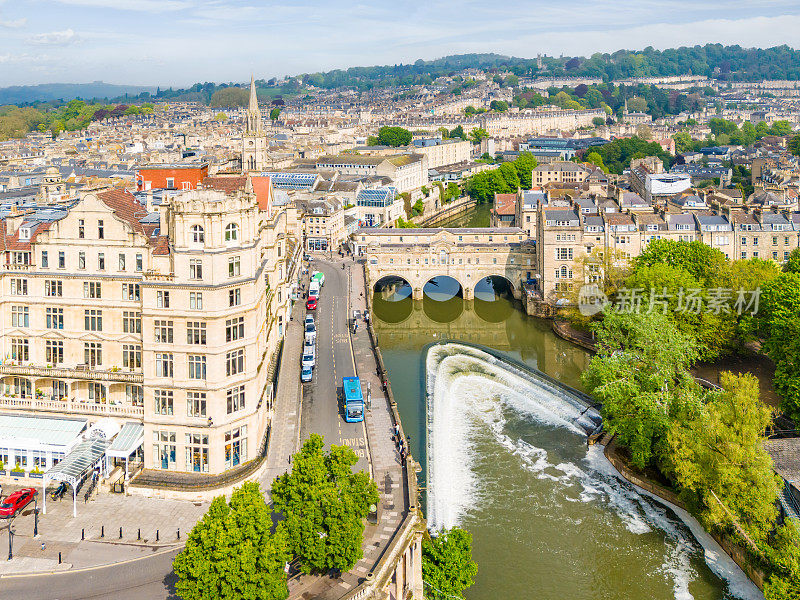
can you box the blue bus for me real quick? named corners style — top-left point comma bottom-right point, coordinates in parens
top-left (342, 376), bottom-right (364, 423)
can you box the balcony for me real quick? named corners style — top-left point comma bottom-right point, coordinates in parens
top-left (142, 270), bottom-right (175, 282)
top-left (0, 364), bottom-right (144, 384)
top-left (0, 395), bottom-right (144, 418)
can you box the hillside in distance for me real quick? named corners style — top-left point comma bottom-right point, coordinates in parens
top-left (0, 82), bottom-right (157, 105)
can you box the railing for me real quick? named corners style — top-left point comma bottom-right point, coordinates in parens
top-left (0, 364), bottom-right (144, 383)
top-left (0, 395), bottom-right (144, 418)
top-left (142, 270), bottom-right (175, 281)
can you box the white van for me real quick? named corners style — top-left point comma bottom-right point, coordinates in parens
top-left (302, 345), bottom-right (316, 368)
top-left (309, 281), bottom-right (320, 299)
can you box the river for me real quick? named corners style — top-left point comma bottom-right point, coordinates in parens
top-left (371, 274), bottom-right (762, 600)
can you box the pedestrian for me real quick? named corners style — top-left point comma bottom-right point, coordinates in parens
top-left (41, 542), bottom-right (46, 551)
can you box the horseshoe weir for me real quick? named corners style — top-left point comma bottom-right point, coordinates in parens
top-left (371, 280), bottom-right (763, 600)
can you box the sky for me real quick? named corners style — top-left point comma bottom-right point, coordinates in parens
top-left (0, 0), bottom-right (799, 87)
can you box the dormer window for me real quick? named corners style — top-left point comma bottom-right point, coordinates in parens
top-left (191, 225), bottom-right (204, 244)
top-left (225, 223), bottom-right (239, 242)
top-left (19, 226), bottom-right (32, 241)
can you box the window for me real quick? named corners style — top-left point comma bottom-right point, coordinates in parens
top-left (122, 283), bottom-right (140, 301)
top-left (190, 259), bottom-right (203, 280)
top-left (191, 225), bottom-right (204, 243)
top-left (52, 380), bottom-right (68, 400)
top-left (154, 320), bottom-right (173, 343)
top-left (123, 311), bottom-right (141, 334)
top-left (229, 288), bottom-right (241, 307)
top-left (11, 338), bottom-right (29, 361)
top-left (98, 220), bottom-right (104, 239)
top-left (228, 256), bottom-right (241, 277)
top-left (153, 431), bottom-right (176, 470)
top-left (11, 306), bottom-right (29, 328)
top-left (226, 348), bottom-right (245, 376)
top-left (741, 236), bottom-right (747, 246)
top-left (88, 383), bottom-right (106, 403)
top-left (226, 316), bottom-right (245, 342)
top-left (185, 433), bottom-right (209, 473)
top-left (224, 426), bottom-right (247, 469)
top-left (118, 253), bottom-right (126, 271)
top-left (157, 290), bottom-right (170, 308)
top-left (225, 223), bottom-right (238, 242)
top-left (12, 252), bottom-right (30, 266)
top-left (58, 251), bottom-right (65, 269)
top-left (84, 281), bottom-right (101, 298)
top-left (187, 391), bottom-right (207, 418)
top-left (753, 237), bottom-right (759, 246)
top-left (11, 278), bottom-right (27, 295)
top-left (122, 344), bottom-right (141, 370)
top-left (126, 385), bottom-right (143, 406)
top-left (78, 219), bottom-right (85, 239)
top-left (97, 253), bottom-right (105, 271)
top-left (187, 321), bottom-right (207, 345)
top-left (41, 251), bottom-right (48, 268)
top-left (46, 340), bottom-right (63, 364)
top-left (78, 252), bottom-right (86, 270)
top-left (773, 236), bottom-right (779, 246)
top-left (188, 355), bottom-right (207, 380)
top-left (166, 177), bottom-right (175, 189)
top-left (84, 342), bottom-right (102, 367)
top-left (555, 248), bottom-right (573, 261)
top-left (155, 353), bottom-right (173, 377)
top-left (44, 280), bottom-right (62, 297)
top-left (46, 307), bottom-right (64, 329)
top-left (84, 309), bottom-right (103, 331)
top-left (190, 292), bottom-right (203, 310)
top-left (154, 390), bottom-right (173, 415)
top-left (135, 254), bottom-right (143, 272)
top-left (226, 385), bottom-right (245, 414)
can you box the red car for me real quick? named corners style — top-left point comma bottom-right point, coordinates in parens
top-left (306, 297), bottom-right (318, 310)
top-left (0, 488), bottom-right (37, 518)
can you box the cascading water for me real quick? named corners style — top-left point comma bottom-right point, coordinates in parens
top-left (425, 342), bottom-right (763, 600)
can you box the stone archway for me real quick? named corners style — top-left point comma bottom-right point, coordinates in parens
top-left (372, 275), bottom-right (413, 324)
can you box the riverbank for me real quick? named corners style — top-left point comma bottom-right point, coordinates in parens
top-left (604, 439), bottom-right (766, 592)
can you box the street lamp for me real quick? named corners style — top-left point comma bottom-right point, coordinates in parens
top-left (7, 521), bottom-right (14, 561)
top-left (33, 497), bottom-right (39, 538)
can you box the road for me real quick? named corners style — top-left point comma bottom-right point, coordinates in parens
top-left (299, 257), bottom-right (369, 472)
top-left (0, 548), bottom-right (180, 600)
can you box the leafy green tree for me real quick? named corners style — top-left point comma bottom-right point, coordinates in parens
top-left (592, 116), bottom-right (605, 128)
top-left (489, 100), bottom-right (508, 112)
top-left (585, 151), bottom-right (607, 172)
top-left (783, 248), bottom-right (800, 274)
top-left (672, 131), bottom-right (694, 153)
top-left (512, 152), bottom-right (537, 188)
top-left (449, 125), bottom-right (466, 140)
top-left (269, 107), bottom-right (281, 121)
top-left (788, 135), bottom-right (800, 157)
top-left (422, 527), bottom-right (477, 600)
top-left (668, 372), bottom-right (779, 544)
top-left (633, 239), bottom-right (725, 288)
top-left (411, 198), bottom-right (425, 216)
top-left (367, 135), bottom-right (379, 146)
top-left (271, 435), bottom-right (378, 575)
top-left (376, 126), bottom-right (412, 147)
top-left (437, 127), bottom-right (449, 139)
top-left (209, 87), bottom-right (250, 108)
top-left (214, 112), bottom-right (227, 121)
top-left (468, 128), bottom-right (488, 144)
top-left (583, 311), bottom-right (699, 468)
top-left (173, 482), bottom-right (290, 600)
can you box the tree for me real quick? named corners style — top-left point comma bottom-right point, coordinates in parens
top-left (401, 192), bottom-right (413, 218)
top-left (376, 126), bottom-right (412, 147)
top-left (468, 128), bottom-right (488, 145)
top-left (668, 372), bottom-right (779, 544)
top-left (271, 435), bottom-right (378, 575)
top-left (269, 107), bottom-right (281, 121)
top-left (489, 100), bottom-right (508, 112)
top-left (209, 87), bottom-right (250, 108)
top-left (633, 239), bottom-right (726, 288)
top-left (672, 131), bottom-right (694, 154)
top-left (512, 151), bottom-right (537, 188)
top-left (627, 96), bottom-right (648, 112)
top-left (173, 482), bottom-right (290, 600)
top-left (449, 125), bottom-right (466, 140)
top-left (788, 135), bottom-right (800, 157)
top-left (422, 527), bottom-right (477, 600)
top-left (411, 198), bottom-right (425, 217)
top-left (585, 151), bottom-right (606, 172)
top-left (504, 74), bottom-right (519, 87)
top-left (582, 311), bottom-right (699, 468)
top-left (592, 116), bottom-right (605, 128)
top-left (783, 248), bottom-right (800, 274)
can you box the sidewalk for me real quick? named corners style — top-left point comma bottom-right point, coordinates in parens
top-left (260, 292), bottom-right (305, 500)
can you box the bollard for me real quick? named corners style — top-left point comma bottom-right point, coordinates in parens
top-left (58, 551), bottom-right (62, 564)
top-left (119, 527), bottom-right (122, 539)
top-left (138, 528), bottom-right (141, 541)
top-left (156, 529), bottom-right (159, 542)
top-left (177, 528), bottom-right (180, 540)
top-left (81, 528), bottom-right (84, 541)
top-left (100, 525), bottom-right (104, 538)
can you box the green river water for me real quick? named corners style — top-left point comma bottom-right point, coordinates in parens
top-left (370, 269), bottom-right (762, 600)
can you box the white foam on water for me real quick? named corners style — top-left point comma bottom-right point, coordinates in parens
top-left (425, 342), bottom-right (764, 600)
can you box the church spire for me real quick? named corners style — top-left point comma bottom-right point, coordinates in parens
top-left (246, 74), bottom-right (262, 133)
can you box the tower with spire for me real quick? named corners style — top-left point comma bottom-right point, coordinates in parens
top-left (242, 75), bottom-right (268, 172)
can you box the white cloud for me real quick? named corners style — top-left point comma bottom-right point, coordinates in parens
top-left (29, 28), bottom-right (80, 46)
top-left (0, 16), bottom-right (26, 28)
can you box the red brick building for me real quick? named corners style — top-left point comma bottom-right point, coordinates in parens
top-left (136, 162), bottom-right (209, 191)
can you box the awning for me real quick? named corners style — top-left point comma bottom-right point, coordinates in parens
top-left (44, 437), bottom-right (109, 487)
top-left (107, 422), bottom-right (144, 458)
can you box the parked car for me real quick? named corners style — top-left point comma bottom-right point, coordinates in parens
top-left (305, 322), bottom-right (316, 336)
top-left (302, 345), bottom-right (316, 368)
top-left (305, 315), bottom-right (314, 327)
top-left (0, 488), bottom-right (37, 518)
top-left (301, 365), bottom-right (313, 382)
top-left (306, 297), bottom-right (318, 310)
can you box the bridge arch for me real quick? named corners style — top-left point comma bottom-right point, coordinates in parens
top-left (372, 275), bottom-right (413, 324)
top-left (473, 275), bottom-right (516, 302)
top-left (422, 275), bottom-right (464, 323)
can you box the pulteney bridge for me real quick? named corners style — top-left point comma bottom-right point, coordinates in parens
top-left (355, 227), bottom-right (537, 300)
